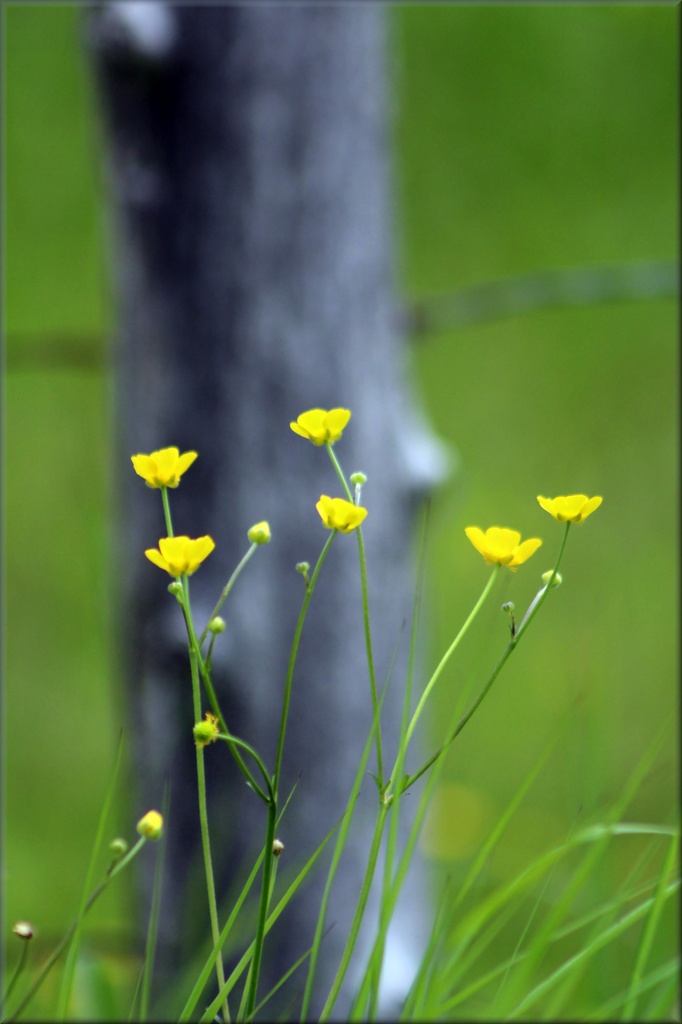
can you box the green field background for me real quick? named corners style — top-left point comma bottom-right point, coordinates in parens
top-left (4, 5), bottom-right (678, 1017)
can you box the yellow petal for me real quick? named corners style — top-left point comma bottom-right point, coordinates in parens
top-left (511, 537), bottom-right (543, 565)
top-left (145, 548), bottom-right (173, 574)
top-left (131, 454), bottom-right (157, 482)
top-left (465, 526), bottom-right (487, 557)
top-left (485, 527), bottom-right (521, 559)
top-left (324, 408), bottom-right (351, 440)
top-left (175, 450), bottom-right (198, 477)
top-left (536, 496), bottom-right (555, 516)
top-left (577, 496), bottom-right (602, 522)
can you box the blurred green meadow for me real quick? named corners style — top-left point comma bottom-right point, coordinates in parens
top-left (5, 4), bottom-right (678, 1018)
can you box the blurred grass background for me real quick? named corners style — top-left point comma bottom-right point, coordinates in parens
top-left (4, 4), bottom-right (677, 1017)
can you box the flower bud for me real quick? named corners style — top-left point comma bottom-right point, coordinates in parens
top-left (272, 838), bottom-right (285, 858)
top-left (208, 616), bottom-right (226, 634)
top-left (13, 921), bottom-right (34, 941)
top-left (502, 601), bottom-right (515, 613)
top-left (248, 521), bottom-right (271, 545)
top-left (296, 562), bottom-right (310, 575)
top-left (168, 581), bottom-right (184, 599)
top-left (542, 570), bottom-right (563, 589)
top-left (136, 810), bottom-right (164, 841)
top-left (109, 838), bottom-right (128, 859)
top-left (350, 471), bottom-right (367, 486)
top-left (193, 712), bottom-right (220, 748)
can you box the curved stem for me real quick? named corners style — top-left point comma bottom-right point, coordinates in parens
top-left (198, 543), bottom-right (258, 647)
top-left (516, 521), bottom-right (571, 640)
top-left (403, 527), bottom-right (571, 793)
top-left (386, 566), bottom-right (499, 799)
top-left (4, 840), bottom-right (146, 1022)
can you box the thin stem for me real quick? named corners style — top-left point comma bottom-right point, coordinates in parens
top-left (1, 944), bottom-right (30, 1015)
top-left (318, 804), bottom-right (390, 1022)
top-left (325, 442), bottom-right (384, 787)
top-left (516, 521), bottom-right (571, 640)
top-left (198, 543), bottom-right (258, 647)
top-left (182, 580), bottom-right (268, 802)
top-left (189, 641), bottom-right (229, 1023)
top-left (244, 799), bottom-right (278, 1021)
top-left (161, 486), bottom-right (173, 537)
top-left (272, 531), bottom-right (336, 797)
top-left (386, 565), bottom-right (499, 799)
top-left (4, 841), bottom-right (147, 1022)
top-left (403, 528), bottom-right (570, 793)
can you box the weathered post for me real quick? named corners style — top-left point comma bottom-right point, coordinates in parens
top-left (88, 3), bottom-right (446, 1015)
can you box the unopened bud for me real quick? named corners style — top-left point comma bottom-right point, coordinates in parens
top-left (136, 810), bottom-right (164, 841)
top-left (109, 838), bottom-right (128, 859)
top-left (350, 472), bottom-right (367, 486)
top-left (13, 921), bottom-right (34, 941)
top-left (168, 581), bottom-right (183, 599)
top-left (248, 521), bottom-right (271, 545)
top-left (208, 616), bottom-right (226, 634)
top-left (272, 839), bottom-right (285, 858)
top-left (542, 570), bottom-right (563, 589)
top-left (502, 601), bottom-right (515, 613)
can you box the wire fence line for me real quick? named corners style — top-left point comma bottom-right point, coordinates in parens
top-left (6, 260), bottom-right (677, 372)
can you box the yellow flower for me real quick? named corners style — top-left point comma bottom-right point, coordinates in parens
top-left (145, 535), bottom-right (215, 577)
top-left (465, 526), bottom-right (542, 571)
top-left (193, 712), bottom-right (220, 748)
top-left (316, 495), bottom-right (367, 533)
top-left (290, 408), bottom-right (351, 445)
top-left (537, 494), bottom-right (602, 523)
top-left (131, 447), bottom-right (198, 488)
top-left (136, 810), bottom-right (163, 840)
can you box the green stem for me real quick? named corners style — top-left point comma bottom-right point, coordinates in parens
top-left (4, 841), bottom-right (147, 1022)
top-left (244, 799), bottom-right (278, 1020)
top-left (189, 637), bottom-right (229, 1023)
top-left (516, 521), bottom-right (571, 640)
top-left (182, 580), bottom-right (268, 803)
top-left (1, 944), bottom-right (29, 1015)
top-left (198, 543), bottom-right (258, 647)
top-left (385, 566), bottom-right (499, 799)
top-left (272, 531), bottom-right (335, 797)
top-left (318, 804), bottom-right (390, 1022)
top-left (403, 528), bottom-right (570, 793)
top-left (161, 486), bottom-right (174, 537)
top-left (325, 442), bottom-right (384, 787)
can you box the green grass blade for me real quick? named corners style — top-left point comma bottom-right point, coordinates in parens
top-left (507, 879), bottom-right (680, 1019)
top-left (56, 730), bottom-right (125, 1020)
top-left (197, 815), bottom-right (342, 1023)
top-left (621, 832), bottom-right (679, 1021)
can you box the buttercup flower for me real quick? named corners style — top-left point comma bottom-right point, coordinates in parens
top-left (465, 526), bottom-right (542, 570)
top-left (537, 494), bottom-right (602, 524)
top-left (131, 447), bottom-right (197, 488)
top-left (316, 495), bottom-right (367, 533)
top-left (136, 810), bottom-right (164, 841)
top-left (145, 535), bottom-right (215, 577)
top-left (290, 408), bottom-right (351, 445)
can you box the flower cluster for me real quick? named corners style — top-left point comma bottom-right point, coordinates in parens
top-left (466, 494), bottom-right (601, 570)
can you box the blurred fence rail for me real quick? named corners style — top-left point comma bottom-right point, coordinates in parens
top-left (6, 260), bottom-right (677, 372)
